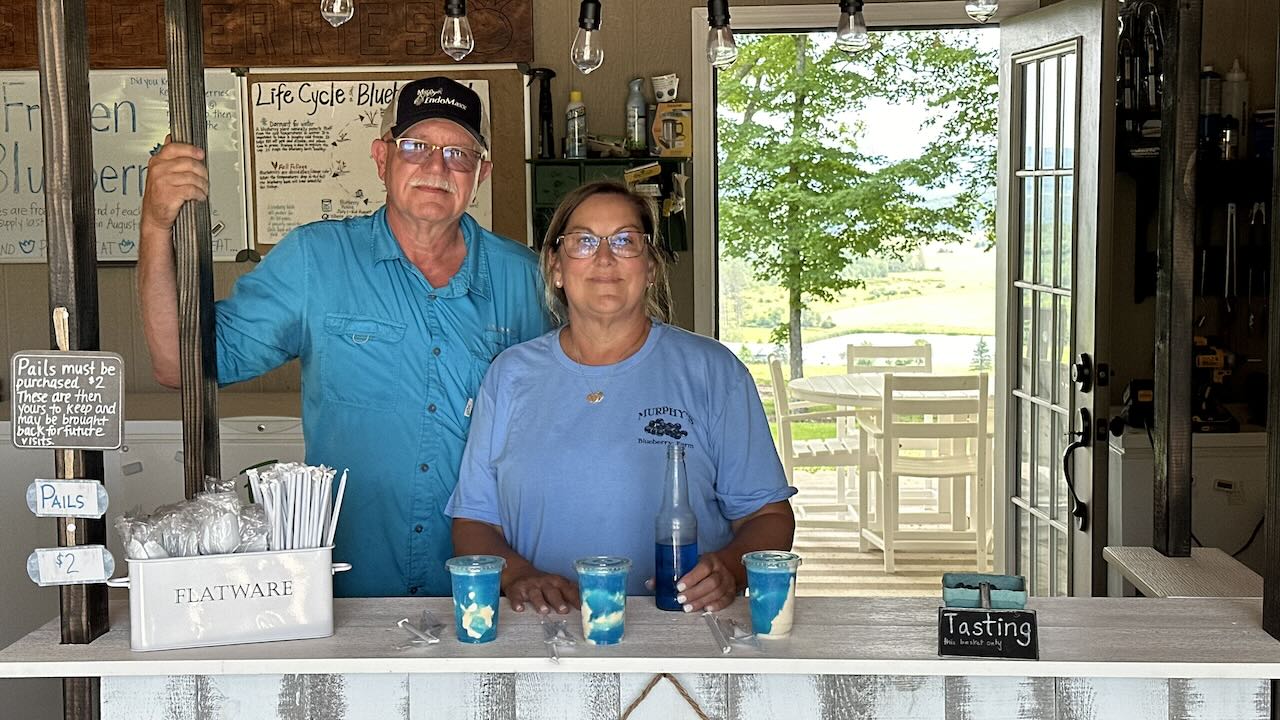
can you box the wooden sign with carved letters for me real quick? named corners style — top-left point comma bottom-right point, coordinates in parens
top-left (0, 0), bottom-right (532, 69)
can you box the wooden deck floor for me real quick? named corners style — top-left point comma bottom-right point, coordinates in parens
top-left (790, 469), bottom-right (990, 597)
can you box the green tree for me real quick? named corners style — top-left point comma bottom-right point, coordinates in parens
top-left (717, 30), bottom-right (997, 378)
top-left (970, 337), bottom-right (992, 372)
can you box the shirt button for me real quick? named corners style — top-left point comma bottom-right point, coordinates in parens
top-left (427, 403), bottom-right (437, 413)
top-left (415, 524), bottom-right (424, 533)
top-left (419, 463), bottom-right (429, 472)
top-left (432, 347), bottom-right (441, 356)
top-left (409, 586), bottom-right (419, 595)
top-left (428, 294), bottom-right (437, 300)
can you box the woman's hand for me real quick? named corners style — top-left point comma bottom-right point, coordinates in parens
top-left (503, 567), bottom-right (580, 614)
top-left (674, 551), bottom-right (738, 613)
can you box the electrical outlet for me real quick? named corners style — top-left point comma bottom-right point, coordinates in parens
top-left (1213, 478), bottom-right (1237, 493)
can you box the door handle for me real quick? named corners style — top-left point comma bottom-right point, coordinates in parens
top-left (1061, 408), bottom-right (1090, 531)
top-left (1071, 353), bottom-right (1094, 393)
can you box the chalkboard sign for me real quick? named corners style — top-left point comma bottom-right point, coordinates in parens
top-left (938, 607), bottom-right (1039, 660)
top-left (9, 351), bottom-right (124, 450)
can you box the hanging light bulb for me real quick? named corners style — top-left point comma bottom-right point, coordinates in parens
top-left (319, 0), bottom-right (354, 27)
top-left (441, 0), bottom-right (475, 61)
top-left (706, 0), bottom-right (738, 70)
top-left (570, 0), bottom-right (604, 75)
top-left (965, 0), bottom-right (999, 23)
top-left (835, 0), bottom-right (870, 54)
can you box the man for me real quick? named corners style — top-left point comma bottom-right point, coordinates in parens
top-left (139, 77), bottom-right (551, 597)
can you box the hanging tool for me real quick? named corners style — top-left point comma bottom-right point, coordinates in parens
top-left (1247, 202), bottom-right (1266, 332)
top-left (526, 67), bottom-right (557, 159)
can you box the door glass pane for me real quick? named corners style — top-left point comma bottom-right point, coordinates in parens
top-left (1022, 177), bottom-right (1035, 281)
top-left (1039, 57), bottom-right (1059, 170)
top-left (1035, 404), bottom-right (1052, 514)
top-left (1034, 517), bottom-right (1051, 596)
top-left (1056, 294), bottom-right (1072, 406)
top-left (1018, 510), bottom-right (1032, 582)
top-left (1054, 527), bottom-right (1070, 595)
top-left (1059, 176), bottom-right (1075, 289)
top-left (1060, 53), bottom-right (1077, 170)
top-left (1022, 62), bottom-right (1038, 170)
top-left (1036, 292), bottom-right (1054, 398)
top-left (1050, 410), bottom-right (1065, 521)
top-left (1039, 177), bottom-right (1055, 285)
top-left (1020, 289), bottom-right (1033, 389)
top-left (1019, 399), bottom-right (1032, 501)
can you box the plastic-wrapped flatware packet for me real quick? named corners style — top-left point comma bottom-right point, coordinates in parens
top-left (395, 611), bottom-right (443, 649)
top-left (541, 618), bottom-right (576, 663)
top-left (703, 610), bottom-right (759, 654)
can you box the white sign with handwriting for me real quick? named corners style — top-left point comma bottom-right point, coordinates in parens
top-left (27, 546), bottom-right (114, 587)
top-left (0, 69), bottom-right (248, 262)
top-left (26, 479), bottom-right (109, 518)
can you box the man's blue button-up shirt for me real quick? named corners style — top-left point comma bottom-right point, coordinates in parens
top-left (215, 208), bottom-right (550, 597)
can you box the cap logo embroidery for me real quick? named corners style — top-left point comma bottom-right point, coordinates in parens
top-left (414, 87), bottom-right (467, 111)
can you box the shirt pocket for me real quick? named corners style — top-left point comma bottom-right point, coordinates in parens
top-left (321, 313), bottom-right (408, 410)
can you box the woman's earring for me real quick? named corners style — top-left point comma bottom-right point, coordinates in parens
top-left (555, 279), bottom-right (563, 288)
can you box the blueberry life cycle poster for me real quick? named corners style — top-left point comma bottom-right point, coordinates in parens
top-left (0, 69), bottom-right (249, 263)
top-left (247, 75), bottom-right (493, 245)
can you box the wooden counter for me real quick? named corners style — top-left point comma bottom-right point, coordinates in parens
top-left (0, 597), bottom-right (1275, 719)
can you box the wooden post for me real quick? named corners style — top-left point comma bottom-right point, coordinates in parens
top-left (1152, 0), bottom-right (1198, 558)
top-left (35, 1), bottom-right (109, 718)
top-left (1263, 3), bottom-right (1280, 644)
top-left (163, 0), bottom-right (221, 498)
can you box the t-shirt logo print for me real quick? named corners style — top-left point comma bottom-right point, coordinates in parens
top-left (644, 418), bottom-right (688, 440)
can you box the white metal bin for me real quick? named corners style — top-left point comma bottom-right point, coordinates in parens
top-left (106, 546), bottom-right (350, 652)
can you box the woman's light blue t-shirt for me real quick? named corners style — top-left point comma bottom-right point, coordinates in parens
top-left (446, 321), bottom-right (795, 595)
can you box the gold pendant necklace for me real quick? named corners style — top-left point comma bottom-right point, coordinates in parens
top-left (565, 329), bottom-right (607, 405)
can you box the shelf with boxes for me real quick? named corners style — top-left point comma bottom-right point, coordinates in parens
top-left (527, 158), bottom-right (689, 253)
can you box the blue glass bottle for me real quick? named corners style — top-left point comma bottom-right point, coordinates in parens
top-left (655, 443), bottom-right (698, 610)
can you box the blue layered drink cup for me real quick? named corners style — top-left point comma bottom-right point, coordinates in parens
top-left (446, 555), bottom-right (506, 644)
top-left (742, 550), bottom-right (802, 639)
top-left (574, 556), bottom-right (631, 645)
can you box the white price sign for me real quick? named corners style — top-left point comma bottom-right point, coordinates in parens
top-left (26, 479), bottom-right (109, 518)
top-left (26, 546), bottom-right (114, 587)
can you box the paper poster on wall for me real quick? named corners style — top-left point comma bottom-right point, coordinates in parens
top-left (0, 69), bottom-right (248, 263)
top-left (248, 77), bottom-right (492, 245)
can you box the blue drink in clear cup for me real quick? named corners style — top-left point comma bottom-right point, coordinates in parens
top-left (742, 551), bottom-right (802, 639)
top-left (446, 555), bottom-right (506, 643)
top-left (574, 556), bottom-right (631, 645)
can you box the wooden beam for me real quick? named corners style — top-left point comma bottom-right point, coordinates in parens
top-left (164, 0), bottom-right (220, 498)
top-left (1152, 0), bottom-right (1198, 559)
top-left (1263, 3), bottom-right (1280, 642)
top-left (35, 0), bottom-right (109, 717)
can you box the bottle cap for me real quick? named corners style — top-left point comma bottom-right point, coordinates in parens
top-left (1226, 59), bottom-right (1247, 81)
top-left (569, 90), bottom-right (583, 102)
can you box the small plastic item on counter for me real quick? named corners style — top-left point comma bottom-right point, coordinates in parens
top-left (237, 503), bottom-right (270, 553)
top-left (702, 609), bottom-right (731, 654)
top-left (540, 617), bottom-right (576, 663)
top-left (151, 502), bottom-right (201, 558)
top-left (249, 463), bottom-right (344, 551)
top-left (116, 511), bottom-right (168, 560)
top-left (193, 490), bottom-right (243, 556)
top-left (742, 550), bottom-right (801, 639)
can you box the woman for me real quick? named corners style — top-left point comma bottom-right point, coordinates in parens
top-left (446, 181), bottom-right (795, 615)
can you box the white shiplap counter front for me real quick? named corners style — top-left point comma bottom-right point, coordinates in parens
top-left (0, 597), bottom-right (1276, 719)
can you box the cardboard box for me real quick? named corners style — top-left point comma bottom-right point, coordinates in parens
top-left (651, 102), bottom-right (692, 157)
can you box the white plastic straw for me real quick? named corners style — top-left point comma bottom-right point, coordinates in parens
top-left (325, 469), bottom-right (348, 547)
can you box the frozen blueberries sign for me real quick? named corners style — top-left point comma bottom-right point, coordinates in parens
top-left (938, 608), bottom-right (1039, 660)
top-left (10, 351), bottom-right (123, 450)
